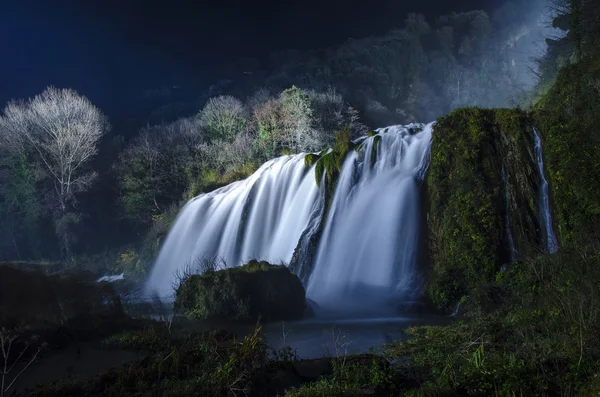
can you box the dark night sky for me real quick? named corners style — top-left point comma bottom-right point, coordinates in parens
top-left (0, 0), bottom-right (504, 116)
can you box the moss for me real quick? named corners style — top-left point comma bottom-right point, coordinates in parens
top-left (304, 153), bottom-right (320, 168)
top-left (427, 108), bottom-right (543, 310)
top-left (533, 54), bottom-right (600, 244)
top-left (314, 130), bottom-right (355, 211)
top-left (383, 241), bottom-right (600, 396)
top-left (370, 135), bottom-right (381, 167)
top-left (174, 260), bottom-right (306, 323)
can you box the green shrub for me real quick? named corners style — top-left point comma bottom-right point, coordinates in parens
top-left (382, 240), bottom-right (600, 396)
top-left (27, 326), bottom-right (271, 397)
top-left (174, 260), bottom-right (306, 323)
top-left (100, 325), bottom-right (170, 352)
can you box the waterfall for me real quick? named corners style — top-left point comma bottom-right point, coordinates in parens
top-left (146, 155), bottom-right (320, 297)
top-left (305, 123), bottom-right (433, 312)
top-left (533, 127), bottom-right (558, 254)
top-left (501, 164), bottom-right (517, 261)
top-left (146, 123), bottom-right (434, 309)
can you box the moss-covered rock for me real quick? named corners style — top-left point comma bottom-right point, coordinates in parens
top-left (427, 108), bottom-right (544, 310)
top-left (314, 130), bottom-right (355, 209)
top-left (174, 260), bottom-right (306, 323)
top-left (304, 153), bottom-right (321, 168)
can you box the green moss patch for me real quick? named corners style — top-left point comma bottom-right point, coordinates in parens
top-left (533, 55), bottom-right (600, 243)
top-left (427, 108), bottom-right (542, 310)
top-left (314, 130), bottom-right (355, 210)
top-left (174, 260), bottom-right (306, 323)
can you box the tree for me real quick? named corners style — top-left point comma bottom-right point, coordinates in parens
top-left (115, 117), bottom-right (204, 226)
top-left (251, 96), bottom-right (284, 159)
top-left (198, 96), bottom-right (247, 141)
top-left (279, 86), bottom-right (316, 152)
top-left (0, 87), bottom-right (109, 255)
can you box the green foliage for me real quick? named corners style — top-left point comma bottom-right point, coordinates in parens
top-left (174, 260), bottom-right (306, 323)
top-left (100, 325), bottom-right (169, 352)
top-left (533, 54), bottom-right (600, 243)
top-left (427, 108), bottom-right (541, 310)
top-left (261, 6), bottom-right (545, 124)
top-left (304, 153), bottom-right (320, 168)
top-left (314, 130), bottom-right (354, 209)
top-left (382, 241), bottom-right (600, 396)
top-left (0, 153), bottom-right (42, 259)
top-left (28, 326), bottom-right (271, 397)
top-left (284, 357), bottom-right (393, 397)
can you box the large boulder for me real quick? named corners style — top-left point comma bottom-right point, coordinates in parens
top-left (174, 260), bottom-right (307, 322)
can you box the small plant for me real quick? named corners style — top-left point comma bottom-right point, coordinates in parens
top-left (1, 328), bottom-right (46, 397)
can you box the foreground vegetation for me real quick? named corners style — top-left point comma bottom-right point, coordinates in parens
top-left (6, 238), bottom-right (600, 396)
top-left (1, 1), bottom-right (600, 396)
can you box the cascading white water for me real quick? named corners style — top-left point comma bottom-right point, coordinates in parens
top-left (145, 155), bottom-right (320, 297)
top-left (533, 127), bottom-right (558, 254)
top-left (305, 123), bottom-right (433, 312)
top-left (501, 164), bottom-right (517, 261)
top-left (146, 123), bottom-right (433, 306)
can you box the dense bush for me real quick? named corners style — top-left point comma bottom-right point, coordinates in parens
top-left (0, 264), bottom-right (123, 329)
top-left (381, 240), bottom-right (600, 396)
top-left (26, 327), bottom-right (273, 397)
top-left (174, 260), bottom-right (307, 323)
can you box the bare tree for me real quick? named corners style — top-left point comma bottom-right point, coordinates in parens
top-left (1, 328), bottom-right (46, 397)
top-left (0, 87), bottom-right (109, 214)
top-left (279, 86), bottom-right (317, 152)
top-left (0, 104), bottom-right (27, 156)
top-left (198, 95), bottom-right (247, 141)
top-left (0, 87), bottom-right (109, 255)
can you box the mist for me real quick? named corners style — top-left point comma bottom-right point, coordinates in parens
top-left (203, 0), bottom-right (558, 127)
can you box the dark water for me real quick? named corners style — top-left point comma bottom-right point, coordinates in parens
top-left (120, 292), bottom-right (453, 359)
top-left (262, 314), bottom-right (452, 359)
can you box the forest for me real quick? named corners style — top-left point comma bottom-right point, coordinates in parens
top-left (0, 0), bottom-right (556, 270)
top-left (1, 0), bottom-right (600, 395)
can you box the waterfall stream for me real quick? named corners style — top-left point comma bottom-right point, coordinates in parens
top-left (533, 127), bottom-right (558, 254)
top-left (501, 164), bottom-right (517, 261)
top-left (146, 155), bottom-right (320, 297)
top-left (146, 123), bottom-right (434, 308)
top-left (306, 124), bottom-right (433, 311)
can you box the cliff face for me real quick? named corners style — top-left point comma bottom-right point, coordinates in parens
top-left (426, 108), bottom-right (544, 309)
top-left (533, 57), bottom-right (600, 244)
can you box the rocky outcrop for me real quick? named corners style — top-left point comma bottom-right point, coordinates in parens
top-left (426, 108), bottom-right (544, 309)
